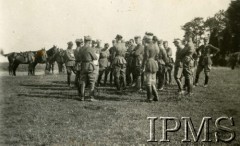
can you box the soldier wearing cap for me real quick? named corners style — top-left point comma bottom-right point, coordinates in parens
top-left (142, 34), bottom-right (159, 102)
top-left (93, 39), bottom-right (101, 85)
top-left (173, 38), bottom-right (184, 94)
top-left (125, 39), bottom-right (136, 86)
top-left (79, 36), bottom-right (98, 101)
top-left (74, 38), bottom-right (84, 87)
top-left (163, 41), bottom-right (174, 85)
top-left (181, 34), bottom-right (196, 96)
top-left (108, 40), bottom-right (117, 85)
top-left (194, 37), bottom-right (219, 87)
top-left (65, 41), bottom-right (75, 87)
top-left (156, 38), bottom-right (168, 91)
top-left (132, 36), bottom-right (144, 90)
top-left (112, 34), bottom-right (127, 90)
top-left (97, 43), bottom-right (110, 86)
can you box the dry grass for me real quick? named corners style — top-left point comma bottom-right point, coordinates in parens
top-left (0, 66), bottom-right (240, 145)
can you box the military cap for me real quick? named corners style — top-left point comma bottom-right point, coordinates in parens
top-left (104, 43), bottom-right (109, 47)
top-left (75, 39), bottom-right (83, 43)
top-left (134, 36), bottom-right (141, 39)
top-left (84, 36), bottom-right (92, 41)
top-left (145, 32), bottom-right (154, 36)
top-left (163, 41), bottom-right (168, 44)
top-left (158, 39), bottom-right (163, 44)
top-left (129, 39), bottom-right (134, 42)
top-left (144, 35), bottom-right (153, 43)
top-left (67, 41), bottom-right (73, 45)
top-left (115, 34), bottom-right (123, 40)
top-left (173, 38), bottom-right (181, 43)
top-left (152, 36), bottom-right (159, 41)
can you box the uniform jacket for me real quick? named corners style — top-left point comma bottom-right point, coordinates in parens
top-left (65, 49), bottom-right (75, 66)
top-left (196, 44), bottom-right (220, 66)
top-left (125, 44), bottom-right (136, 67)
top-left (156, 46), bottom-right (168, 65)
top-left (99, 48), bottom-right (110, 69)
top-left (143, 42), bottom-right (159, 73)
top-left (175, 46), bottom-right (184, 68)
top-left (132, 44), bottom-right (144, 67)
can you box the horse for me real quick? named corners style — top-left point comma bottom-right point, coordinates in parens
top-left (228, 52), bottom-right (240, 70)
top-left (1, 52), bottom-right (19, 75)
top-left (12, 48), bottom-right (48, 76)
top-left (45, 45), bottom-right (58, 74)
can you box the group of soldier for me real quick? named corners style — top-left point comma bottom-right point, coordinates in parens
top-left (63, 32), bottom-right (219, 102)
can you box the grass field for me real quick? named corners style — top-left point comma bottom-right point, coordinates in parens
top-left (0, 65), bottom-right (239, 145)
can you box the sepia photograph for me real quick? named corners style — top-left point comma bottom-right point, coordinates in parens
top-left (0, 0), bottom-right (239, 145)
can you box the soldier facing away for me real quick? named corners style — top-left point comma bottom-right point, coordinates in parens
top-left (74, 38), bottom-right (84, 87)
top-left (163, 41), bottom-right (174, 85)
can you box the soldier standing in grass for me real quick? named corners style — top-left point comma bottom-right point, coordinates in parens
top-left (109, 40), bottom-right (116, 85)
top-left (79, 36), bottom-right (98, 101)
top-left (112, 34), bottom-right (127, 91)
top-left (156, 39), bottom-right (168, 91)
top-left (181, 34), bottom-right (196, 96)
top-left (142, 34), bottom-right (159, 102)
top-left (173, 38), bottom-right (185, 95)
top-left (163, 41), bottom-right (174, 85)
top-left (125, 39), bottom-right (135, 86)
top-left (74, 39), bottom-right (84, 87)
top-left (132, 36), bottom-right (144, 91)
top-left (97, 43), bottom-right (110, 86)
top-left (194, 37), bottom-right (220, 87)
top-left (65, 41), bottom-right (75, 87)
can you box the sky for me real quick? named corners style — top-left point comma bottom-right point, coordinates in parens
top-left (0, 0), bottom-right (231, 62)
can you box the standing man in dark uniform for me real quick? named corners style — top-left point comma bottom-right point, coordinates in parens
top-left (79, 36), bottom-right (98, 101)
top-left (142, 34), bottom-right (159, 102)
top-left (112, 34), bottom-right (127, 91)
top-left (74, 39), bottom-right (84, 87)
top-left (132, 36), bottom-right (144, 90)
top-left (181, 35), bottom-right (195, 96)
top-left (97, 43), bottom-right (110, 86)
top-left (65, 41), bottom-right (76, 87)
top-left (195, 37), bottom-right (220, 87)
top-left (173, 39), bottom-right (184, 94)
top-left (109, 40), bottom-right (116, 85)
top-left (163, 41), bottom-right (174, 85)
top-left (125, 39), bottom-right (135, 86)
top-left (156, 39), bottom-right (168, 91)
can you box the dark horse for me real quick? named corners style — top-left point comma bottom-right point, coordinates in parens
top-left (12, 48), bottom-right (48, 76)
top-left (45, 45), bottom-right (58, 74)
top-left (1, 52), bottom-right (19, 75)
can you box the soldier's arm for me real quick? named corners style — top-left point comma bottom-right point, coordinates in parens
top-left (208, 44), bottom-right (220, 54)
top-left (89, 48), bottom-right (98, 60)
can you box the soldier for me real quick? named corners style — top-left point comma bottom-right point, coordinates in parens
top-left (74, 39), bottom-right (84, 87)
top-left (156, 39), bottom-right (168, 91)
top-left (142, 34), bottom-right (159, 102)
top-left (194, 37), bottom-right (219, 87)
top-left (79, 36), bottom-right (98, 101)
top-left (173, 39), bottom-right (184, 94)
top-left (97, 43), bottom-right (110, 86)
top-left (65, 41), bottom-right (76, 87)
top-left (93, 40), bottom-right (101, 84)
top-left (163, 41), bottom-right (174, 85)
top-left (132, 36), bottom-right (144, 90)
top-left (109, 40), bottom-right (117, 85)
top-left (112, 34), bottom-right (127, 91)
top-left (181, 34), bottom-right (196, 96)
top-left (125, 39), bottom-right (135, 86)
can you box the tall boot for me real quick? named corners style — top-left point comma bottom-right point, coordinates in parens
top-left (195, 74), bottom-right (199, 86)
top-left (186, 78), bottom-right (193, 94)
top-left (152, 85), bottom-right (159, 101)
top-left (146, 85), bottom-right (152, 101)
top-left (89, 83), bottom-right (97, 101)
top-left (67, 74), bottom-right (71, 87)
top-left (204, 75), bottom-right (209, 85)
top-left (75, 72), bottom-right (79, 87)
top-left (80, 82), bottom-right (86, 101)
top-left (136, 76), bottom-right (142, 90)
top-left (175, 78), bottom-right (183, 92)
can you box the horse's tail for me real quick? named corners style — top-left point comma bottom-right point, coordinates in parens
top-left (0, 49), bottom-right (8, 57)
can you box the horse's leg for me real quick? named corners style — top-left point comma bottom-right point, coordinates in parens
top-left (52, 63), bottom-right (54, 74)
top-left (12, 63), bottom-right (19, 76)
top-left (58, 63), bottom-right (62, 73)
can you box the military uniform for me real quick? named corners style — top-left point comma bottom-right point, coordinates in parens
top-left (181, 41), bottom-right (195, 94)
top-left (74, 39), bottom-right (83, 87)
top-left (112, 40), bottom-right (127, 90)
top-left (97, 46), bottom-right (110, 85)
top-left (174, 45), bottom-right (184, 92)
top-left (195, 44), bottom-right (219, 86)
top-left (156, 45), bottom-right (168, 90)
top-left (109, 45), bottom-right (116, 85)
top-left (132, 43), bottom-right (144, 90)
top-left (79, 36), bottom-right (98, 101)
top-left (143, 41), bottom-right (159, 101)
top-left (125, 44), bottom-right (136, 85)
top-left (65, 42), bottom-right (76, 86)
top-left (165, 47), bottom-right (174, 84)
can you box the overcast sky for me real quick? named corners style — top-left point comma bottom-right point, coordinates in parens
top-left (0, 0), bottom-right (231, 61)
